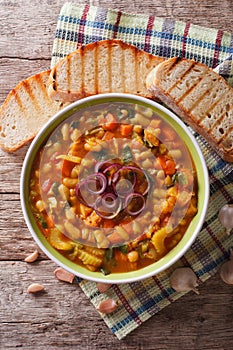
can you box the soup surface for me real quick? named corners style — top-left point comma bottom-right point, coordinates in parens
top-left (29, 102), bottom-right (198, 274)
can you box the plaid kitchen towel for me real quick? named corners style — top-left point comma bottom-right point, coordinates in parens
top-left (51, 3), bottom-right (233, 340)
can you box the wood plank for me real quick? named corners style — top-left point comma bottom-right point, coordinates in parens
top-left (0, 0), bottom-right (231, 62)
top-left (0, 58), bottom-right (51, 105)
top-left (0, 260), bottom-right (233, 349)
top-left (1, 0), bottom-right (232, 104)
top-left (0, 147), bottom-right (28, 192)
top-left (0, 0), bottom-right (59, 59)
top-left (0, 0), bottom-right (233, 349)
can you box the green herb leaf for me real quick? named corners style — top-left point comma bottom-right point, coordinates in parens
top-left (172, 172), bottom-right (188, 186)
top-left (36, 214), bottom-right (48, 229)
top-left (50, 181), bottom-right (60, 196)
top-left (105, 248), bottom-right (113, 261)
top-left (121, 145), bottom-right (133, 164)
top-left (100, 267), bottom-right (111, 276)
top-left (70, 120), bottom-right (79, 128)
top-left (118, 245), bottom-right (128, 254)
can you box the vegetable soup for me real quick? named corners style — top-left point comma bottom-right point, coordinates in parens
top-left (29, 102), bottom-right (198, 275)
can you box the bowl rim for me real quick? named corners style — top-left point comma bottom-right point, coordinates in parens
top-left (20, 93), bottom-right (209, 284)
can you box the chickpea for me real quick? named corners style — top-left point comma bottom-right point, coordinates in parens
top-left (35, 200), bottom-right (45, 212)
top-left (168, 149), bottom-right (182, 159)
top-left (84, 143), bottom-right (92, 151)
top-left (127, 250), bottom-right (139, 263)
top-left (157, 170), bottom-right (165, 179)
top-left (63, 177), bottom-right (79, 188)
top-left (165, 175), bottom-right (172, 187)
top-left (133, 124), bottom-right (142, 134)
top-left (142, 159), bottom-right (153, 168)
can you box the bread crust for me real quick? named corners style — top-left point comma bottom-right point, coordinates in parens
top-left (48, 39), bottom-right (164, 102)
top-left (146, 57), bottom-right (233, 162)
top-left (0, 70), bottom-right (64, 152)
top-left (1, 40), bottom-right (163, 153)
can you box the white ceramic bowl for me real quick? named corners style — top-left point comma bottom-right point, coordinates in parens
top-left (20, 93), bottom-right (209, 284)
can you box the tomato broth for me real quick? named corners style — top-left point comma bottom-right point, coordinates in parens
top-left (29, 102), bottom-right (198, 275)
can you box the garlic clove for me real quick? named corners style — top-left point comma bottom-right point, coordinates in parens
top-left (54, 267), bottom-right (75, 283)
top-left (169, 267), bottom-right (199, 294)
top-left (97, 299), bottom-right (118, 314)
top-left (218, 204), bottom-right (233, 235)
top-left (96, 282), bottom-right (112, 293)
top-left (24, 249), bottom-right (39, 263)
top-left (220, 249), bottom-right (233, 285)
top-left (27, 283), bottom-right (45, 294)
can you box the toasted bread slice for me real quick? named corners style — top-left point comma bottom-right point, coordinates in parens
top-left (0, 70), bottom-right (66, 152)
top-left (146, 57), bottom-right (233, 162)
top-left (48, 39), bottom-right (164, 102)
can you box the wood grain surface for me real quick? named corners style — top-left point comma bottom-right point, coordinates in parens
top-left (0, 1), bottom-right (232, 349)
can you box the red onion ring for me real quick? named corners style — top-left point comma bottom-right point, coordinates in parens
top-left (84, 173), bottom-right (107, 195)
top-left (75, 158), bottom-right (149, 221)
top-left (94, 160), bottom-right (113, 173)
top-left (75, 173), bottom-right (107, 207)
top-left (75, 180), bottom-right (95, 207)
top-left (94, 195), bottom-right (122, 219)
top-left (102, 163), bottom-right (121, 174)
top-left (122, 166), bottom-right (150, 196)
top-left (103, 163), bottom-right (122, 185)
top-left (114, 178), bottom-right (135, 198)
top-left (101, 192), bottom-right (120, 209)
top-left (125, 193), bottom-right (146, 216)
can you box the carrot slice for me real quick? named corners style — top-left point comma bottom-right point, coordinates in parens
top-left (102, 113), bottom-right (118, 131)
top-left (157, 156), bottom-right (176, 175)
top-left (165, 159), bottom-right (176, 175)
top-left (120, 124), bottom-right (133, 137)
top-left (62, 160), bottom-right (75, 177)
top-left (157, 155), bottom-right (167, 170)
top-left (46, 215), bottom-right (54, 228)
top-left (103, 220), bottom-right (115, 229)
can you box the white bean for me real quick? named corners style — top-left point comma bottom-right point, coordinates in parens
top-left (64, 221), bottom-right (81, 239)
top-left (65, 207), bottom-right (76, 221)
top-left (142, 159), bottom-right (153, 168)
top-left (115, 226), bottom-right (129, 240)
top-left (58, 184), bottom-right (70, 200)
top-left (168, 149), bottom-right (182, 159)
top-left (42, 163), bottom-right (52, 173)
top-left (70, 165), bottom-right (80, 178)
top-left (135, 104), bottom-right (153, 118)
top-left (157, 170), bottom-right (165, 179)
top-left (63, 177), bottom-right (79, 188)
top-left (153, 188), bottom-right (167, 198)
top-left (127, 251), bottom-right (139, 262)
top-left (131, 113), bottom-right (150, 126)
top-left (61, 123), bottom-right (69, 141)
top-left (70, 128), bottom-right (81, 142)
top-left (45, 142), bottom-right (62, 158)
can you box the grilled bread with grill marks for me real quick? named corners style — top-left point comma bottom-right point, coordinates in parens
top-left (48, 39), bottom-right (164, 102)
top-left (0, 70), bottom-right (66, 152)
top-left (146, 57), bottom-right (233, 162)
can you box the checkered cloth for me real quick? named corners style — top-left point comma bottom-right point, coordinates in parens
top-left (51, 3), bottom-right (233, 340)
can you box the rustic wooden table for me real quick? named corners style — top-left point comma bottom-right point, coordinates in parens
top-left (0, 1), bottom-right (233, 349)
